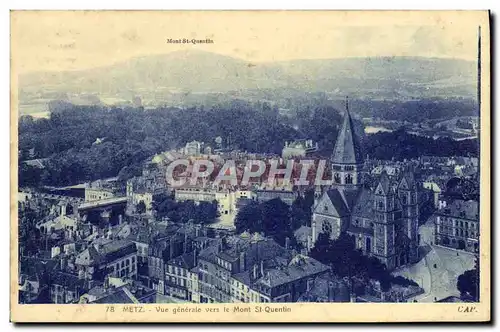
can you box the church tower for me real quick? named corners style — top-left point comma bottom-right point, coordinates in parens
top-left (373, 171), bottom-right (397, 269)
top-left (398, 171), bottom-right (419, 263)
top-left (331, 97), bottom-right (364, 187)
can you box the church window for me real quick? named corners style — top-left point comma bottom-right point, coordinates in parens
top-left (345, 174), bottom-right (353, 184)
top-left (322, 221), bottom-right (332, 236)
top-left (378, 200), bottom-right (384, 210)
top-left (323, 205), bottom-right (328, 212)
top-left (334, 173), bottom-right (341, 184)
top-left (366, 238), bottom-right (372, 253)
top-left (402, 194), bottom-right (407, 205)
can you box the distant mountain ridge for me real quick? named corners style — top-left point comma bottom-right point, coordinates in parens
top-left (19, 50), bottom-right (477, 111)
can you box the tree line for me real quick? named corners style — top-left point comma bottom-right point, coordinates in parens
top-left (18, 100), bottom-right (478, 188)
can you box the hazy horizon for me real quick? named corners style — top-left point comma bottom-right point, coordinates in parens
top-left (11, 11), bottom-right (483, 75)
top-left (19, 49), bottom-right (478, 76)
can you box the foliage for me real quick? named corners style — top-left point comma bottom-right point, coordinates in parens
top-left (457, 269), bottom-right (479, 301)
top-left (234, 198), bottom-right (298, 247)
top-left (309, 232), bottom-right (416, 291)
top-left (18, 100), bottom-right (478, 188)
top-left (364, 128), bottom-right (478, 161)
top-left (291, 190), bottom-right (315, 229)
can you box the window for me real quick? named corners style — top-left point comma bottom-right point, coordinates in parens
top-left (345, 174), bottom-right (353, 184)
top-left (334, 173), bottom-right (341, 184)
top-left (322, 221), bottom-right (332, 235)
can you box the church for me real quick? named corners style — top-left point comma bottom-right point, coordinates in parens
top-left (311, 98), bottom-right (419, 270)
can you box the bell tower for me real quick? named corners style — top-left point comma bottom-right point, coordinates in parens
top-left (373, 171), bottom-right (396, 270)
top-left (331, 97), bottom-right (364, 187)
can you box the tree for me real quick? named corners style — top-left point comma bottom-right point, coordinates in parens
top-left (261, 198), bottom-right (291, 239)
top-left (195, 201), bottom-right (219, 224)
top-left (136, 200), bottom-right (146, 214)
top-left (457, 269), bottom-right (479, 301)
top-left (457, 256), bottom-right (480, 301)
top-left (310, 232), bottom-right (403, 292)
top-left (235, 200), bottom-right (262, 234)
top-left (291, 192), bottom-right (314, 230)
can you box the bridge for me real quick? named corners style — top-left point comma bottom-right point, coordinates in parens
top-left (78, 197), bottom-right (128, 211)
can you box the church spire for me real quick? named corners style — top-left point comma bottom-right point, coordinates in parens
top-left (331, 96), bottom-right (364, 165)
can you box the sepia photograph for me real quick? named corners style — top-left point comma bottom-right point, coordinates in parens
top-left (9, 10), bottom-right (490, 323)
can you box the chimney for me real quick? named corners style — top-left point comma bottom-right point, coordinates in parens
top-left (285, 237), bottom-right (290, 249)
top-left (239, 251), bottom-right (246, 272)
top-left (253, 264), bottom-right (258, 279)
top-left (118, 214), bottom-right (123, 225)
top-left (60, 204), bottom-right (67, 216)
top-left (193, 248), bottom-right (197, 267)
top-left (260, 260), bottom-right (264, 277)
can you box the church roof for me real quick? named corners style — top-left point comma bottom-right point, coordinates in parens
top-left (331, 98), bottom-right (364, 165)
top-left (376, 170), bottom-right (392, 195)
top-left (351, 188), bottom-right (375, 219)
top-left (399, 171), bottom-right (416, 190)
top-left (326, 189), bottom-right (351, 217)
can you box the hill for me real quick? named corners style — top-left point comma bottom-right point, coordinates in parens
top-left (19, 50), bottom-right (477, 114)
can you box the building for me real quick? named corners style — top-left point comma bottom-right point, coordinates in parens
top-left (434, 199), bottom-right (479, 253)
top-left (184, 141), bottom-right (203, 157)
top-left (85, 185), bottom-right (115, 202)
top-left (255, 188), bottom-right (298, 206)
top-left (174, 186), bottom-right (237, 216)
top-left (196, 233), bottom-right (329, 304)
top-left (282, 139), bottom-right (318, 159)
top-left (297, 274), bottom-right (350, 302)
top-left (126, 168), bottom-right (169, 215)
top-left (311, 98), bottom-right (419, 270)
top-left (74, 239), bottom-right (138, 281)
top-left (164, 251), bottom-right (198, 301)
top-left (50, 271), bottom-right (87, 304)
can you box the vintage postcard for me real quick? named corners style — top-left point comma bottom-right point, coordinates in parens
top-left (10, 10), bottom-right (490, 323)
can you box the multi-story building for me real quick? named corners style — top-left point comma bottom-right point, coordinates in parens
top-left (184, 141), bottom-right (203, 157)
top-left (164, 251), bottom-right (198, 301)
top-left (174, 186), bottom-right (237, 216)
top-left (75, 239), bottom-right (138, 281)
top-left (195, 233), bottom-right (329, 304)
top-left (434, 199), bottom-right (479, 253)
top-left (282, 139), bottom-right (319, 159)
top-left (50, 271), bottom-right (86, 304)
top-left (255, 188), bottom-right (298, 206)
top-left (85, 187), bottom-right (115, 202)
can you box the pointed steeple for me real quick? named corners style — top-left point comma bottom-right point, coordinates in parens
top-left (331, 96), bottom-right (364, 165)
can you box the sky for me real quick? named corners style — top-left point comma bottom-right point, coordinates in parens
top-left (11, 11), bottom-right (487, 74)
